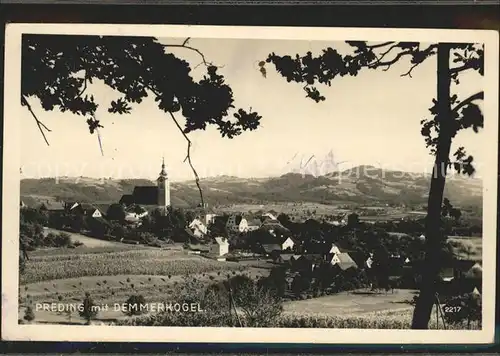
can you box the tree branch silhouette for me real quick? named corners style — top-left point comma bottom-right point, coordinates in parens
top-left (168, 110), bottom-right (205, 207)
top-left (21, 95), bottom-right (51, 146)
top-left (264, 41), bottom-right (484, 329)
top-left (22, 34), bottom-right (261, 207)
top-left (452, 91), bottom-right (484, 113)
top-left (161, 37), bottom-right (223, 68)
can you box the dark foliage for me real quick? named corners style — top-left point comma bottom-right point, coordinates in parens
top-left (79, 292), bottom-right (99, 324)
top-left (265, 41), bottom-right (484, 329)
top-left (123, 294), bottom-right (147, 316)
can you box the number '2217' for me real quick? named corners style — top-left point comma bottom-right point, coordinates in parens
top-left (444, 306), bottom-right (462, 313)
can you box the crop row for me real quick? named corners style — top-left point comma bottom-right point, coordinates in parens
top-left (29, 248), bottom-right (182, 263)
top-left (21, 251), bottom-right (241, 284)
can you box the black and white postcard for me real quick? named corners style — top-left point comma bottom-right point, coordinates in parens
top-left (2, 24), bottom-right (498, 343)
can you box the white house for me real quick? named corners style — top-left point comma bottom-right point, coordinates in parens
top-left (205, 214), bottom-right (216, 226)
top-left (210, 237), bottom-right (229, 257)
top-left (365, 254), bottom-right (374, 269)
top-left (332, 252), bottom-right (358, 270)
top-left (328, 253), bottom-right (341, 265)
top-left (226, 215), bottom-right (248, 233)
top-left (281, 237), bottom-right (295, 251)
top-left (90, 209), bottom-right (102, 218)
top-left (123, 205), bottom-right (148, 222)
top-left (71, 202), bottom-right (104, 218)
top-left (189, 218), bottom-right (208, 238)
top-left (328, 243), bottom-right (341, 255)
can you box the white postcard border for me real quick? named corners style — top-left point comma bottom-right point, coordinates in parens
top-left (2, 23), bottom-right (499, 343)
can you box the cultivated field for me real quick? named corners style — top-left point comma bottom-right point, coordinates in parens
top-left (213, 202), bottom-right (427, 222)
top-left (22, 247), bottom-right (245, 284)
top-left (283, 289), bottom-right (418, 316)
top-left (448, 236), bottom-right (482, 261)
top-left (19, 236), bottom-right (272, 324)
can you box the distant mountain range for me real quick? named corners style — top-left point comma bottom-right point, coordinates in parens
top-left (20, 165), bottom-right (482, 209)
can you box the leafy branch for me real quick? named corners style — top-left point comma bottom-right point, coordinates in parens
top-left (22, 34), bottom-right (262, 207)
top-left (168, 110), bottom-right (204, 207)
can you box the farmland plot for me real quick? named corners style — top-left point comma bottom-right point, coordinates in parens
top-left (21, 249), bottom-right (243, 284)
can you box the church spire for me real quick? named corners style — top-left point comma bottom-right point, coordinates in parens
top-left (159, 156), bottom-right (167, 177)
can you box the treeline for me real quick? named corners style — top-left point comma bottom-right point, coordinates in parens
top-left (19, 205), bottom-right (205, 250)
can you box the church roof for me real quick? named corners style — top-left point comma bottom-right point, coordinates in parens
top-left (132, 186), bottom-right (159, 206)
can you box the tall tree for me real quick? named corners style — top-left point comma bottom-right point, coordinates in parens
top-left (22, 35), bottom-right (262, 206)
top-left (263, 41), bottom-right (484, 329)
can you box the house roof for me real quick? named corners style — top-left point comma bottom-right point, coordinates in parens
top-left (387, 232), bottom-right (412, 239)
top-left (337, 252), bottom-right (358, 270)
top-left (94, 204), bottom-right (112, 215)
top-left (299, 254), bottom-right (323, 262)
top-left (214, 237), bottom-right (229, 246)
top-left (125, 214), bottom-right (140, 223)
top-left (282, 236), bottom-right (295, 244)
top-left (464, 263), bottom-right (482, 279)
top-left (281, 254), bottom-right (298, 262)
top-left (247, 218), bottom-right (262, 227)
top-left (262, 212), bottom-right (278, 220)
top-left (77, 203), bottom-right (100, 212)
top-left (189, 218), bottom-right (206, 228)
top-left (262, 243), bottom-right (281, 253)
top-left (348, 251), bottom-right (370, 267)
top-left (42, 201), bottom-right (65, 211)
top-left (261, 223), bottom-right (290, 236)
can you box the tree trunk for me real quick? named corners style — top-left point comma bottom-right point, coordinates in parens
top-left (411, 43), bottom-right (453, 329)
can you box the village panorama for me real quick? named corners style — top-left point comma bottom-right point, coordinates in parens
top-left (16, 32), bottom-right (486, 330)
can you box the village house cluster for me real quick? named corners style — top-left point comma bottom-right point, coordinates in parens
top-left (20, 158), bottom-right (482, 298)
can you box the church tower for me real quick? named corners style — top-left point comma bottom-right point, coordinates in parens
top-left (157, 157), bottom-right (171, 213)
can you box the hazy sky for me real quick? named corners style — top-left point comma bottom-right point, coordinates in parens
top-left (20, 37), bottom-right (485, 182)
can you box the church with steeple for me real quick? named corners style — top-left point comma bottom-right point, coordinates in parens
top-left (156, 157), bottom-right (170, 210)
top-left (119, 158), bottom-right (171, 214)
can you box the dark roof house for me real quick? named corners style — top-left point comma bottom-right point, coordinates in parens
top-left (261, 243), bottom-right (282, 254)
top-left (42, 201), bottom-right (65, 211)
top-left (247, 218), bottom-right (262, 227)
top-left (94, 203), bottom-right (112, 216)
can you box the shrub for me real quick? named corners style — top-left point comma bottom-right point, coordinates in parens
top-left (23, 306), bottom-right (35, 322)
top-left (79, 292), bottom-right (99, 325)
top-left (291, 274), bottom-right (311, 296)
top-left (123, 294), bottom-right (147, 316)
top-left (443, 292), bottom-right (482, 328)
top-left (54, 232), bottom-right (72, 247)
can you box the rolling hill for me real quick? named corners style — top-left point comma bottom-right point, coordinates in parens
top-left (20, 166), bottom-right (482, 210)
